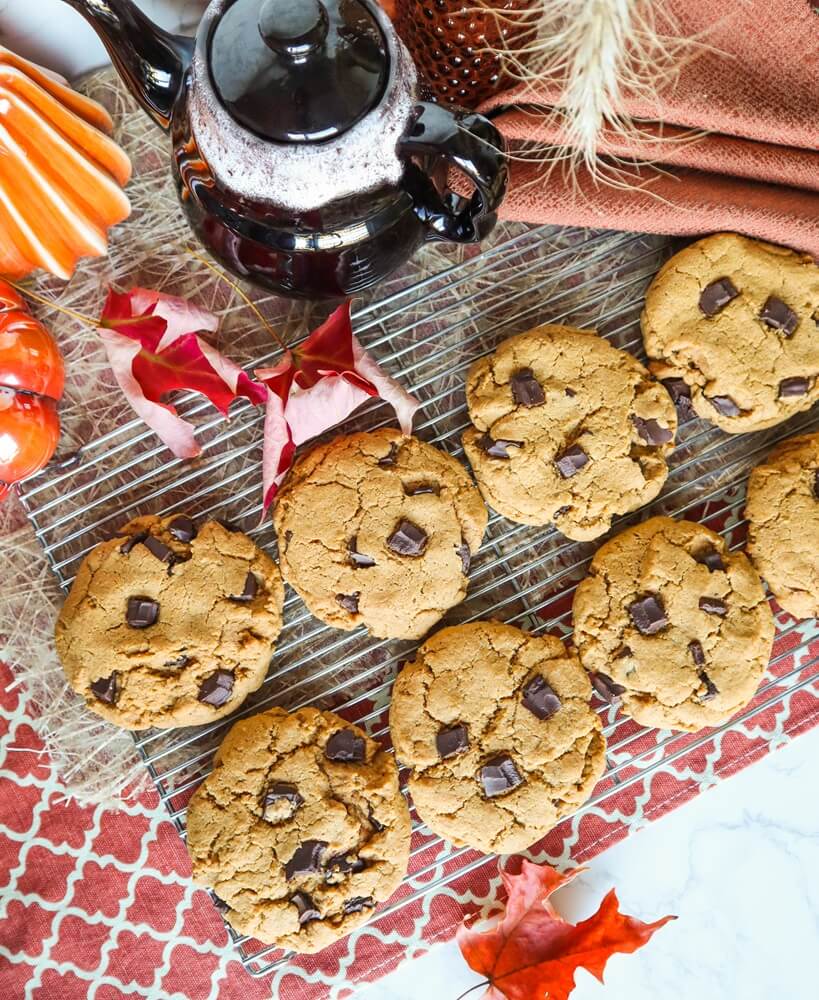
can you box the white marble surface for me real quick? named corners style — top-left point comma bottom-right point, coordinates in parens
top-left (2, 3), bottom-right (818, 997)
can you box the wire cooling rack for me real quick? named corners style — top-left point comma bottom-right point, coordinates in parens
top-left (17, 223), bottom-right (819, 977)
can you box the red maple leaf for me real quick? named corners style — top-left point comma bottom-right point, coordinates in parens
top-left (456, 859), bottom-right (675, 1000)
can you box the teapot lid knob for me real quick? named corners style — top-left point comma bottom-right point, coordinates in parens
top-left (258, 0), bottom-right (328, 58)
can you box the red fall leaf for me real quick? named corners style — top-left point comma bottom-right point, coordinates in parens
top-left (456, 859), bottom-right (675, 1000)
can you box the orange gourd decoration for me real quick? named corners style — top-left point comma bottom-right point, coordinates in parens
top-left (0, 281), bottom-right (64, 498)
top-left (0, 46), bottom-right (132, 281)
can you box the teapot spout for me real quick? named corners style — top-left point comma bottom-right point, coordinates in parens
top-left (60, 0), bottom-right (192, 131)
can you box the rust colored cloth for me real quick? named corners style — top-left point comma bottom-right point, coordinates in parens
top-left (481, 0), bottom-right (819, 256)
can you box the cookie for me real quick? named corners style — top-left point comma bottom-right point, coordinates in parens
top-left (186, 706), bottom-right (411, 953)
top-left (273, 429), bottom-right (488, 640)
top-left (462, 325), bottom-right (677, 541)
top-left (573, 516), bottom-right (775, 732)
top-left (642, 233), bottom-right (819, 433)
top-left (388, 621), bottom-right (605, 854)
top-left (55, 515), bottom-right (284, 730)
top-left (746, 432), bottom-right (819, 620)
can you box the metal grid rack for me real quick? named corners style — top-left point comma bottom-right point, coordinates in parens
top-left (18, 224), bottom-right (819, 977)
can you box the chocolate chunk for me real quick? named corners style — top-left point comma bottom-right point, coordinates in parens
top-left (325, 853), bottom-right (367, 884)
top-left (377, 442), bottom-right (399, 467)
top-left (477, 433), bottom-right (523, 459)
top-left (554, 444), bottom-right (589, 479)
top-left (336, 592), bottom-right (360, 614)
top-left (262, 782), bottom-right (303, 823)
top-left (698, 277), bottom-right (738, 316)
top-left (778, 376), bottom-right (811, 398)
top-left (230, 572), bottom-right (257, 603)
top-left (436, 724), bottom-right (469, 759)
top-left (662, 378), bottom-right (695, 421)
top-left (813, 470), bottom-right (819, 500)
top-left (614, 645), bottom-right (632, 659)
top-left (403, 482), bottom-right (440, 496)
top-left (126, 596), bottom-right (159, 629)
top-left (699, 671), bottom-right (719, 701)
top-left (197, 669), bottom-right (234, 707)
top-left (590, 672), bottom-right (625, 702)
top-left (760, 296), bottom-right (798, 336)
top-left (291, 891), bottom-right (321, 924)
top-left (688, 639), bottom-right (705, 666)
top-left (142, 535), bottom-right (175, 566)
top-left (456, 539), bottom-right (471, 575)
top-left (521, 674), bottom-right (561, 721)
top-left (706, 394), bottom-right (742, 418)
top-left (510, 367), bottom-right (545, 407)
top-left (119, 531), bottom-right (148, 555)
top-left (695, 545), bottom-right (725, 572)
top-left (163, 654), bottom-right (189, 670)
top-left (479, 755), bottom-right (523, 798)
top-left (368, 808), bottom-right (386, 833)
top-left (169, 515), bottom-right (196, 543)
top-left (285, 840), bottom-right (327, 880)
top-left (326, 729), bottom-right (366, 763)
top-left (631, 415), bottom-right (673, 446)
top-left (348, 537), bottom-right (376, 569)
top-left (698, 596), bottom-right (727, 616)
top-left (343, 896), bottom-right (374, 915)
top-left (627, 593), bottom-right (668, 635)
top-left (387, 519), bottom-right (428, 557)
top-left (90, 671), bottom-right (119, 705)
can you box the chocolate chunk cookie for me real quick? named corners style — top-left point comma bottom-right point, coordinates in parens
top-left (273, 430), bottom-right (487, 640)
top-left (462, 325), bottom-right (676, 540)
top-left (55, 515), bottom-right (284, 730)
top-left (746, 431), bottom-right (819, 619)
top-left (389, 621), bottom-right (606, 854)
top-left (642, 233), bottom-right (819, 433)
top-left (186, 707), bottom-right (411, 953)
top-left (573, 517), bottom-right (775, 732)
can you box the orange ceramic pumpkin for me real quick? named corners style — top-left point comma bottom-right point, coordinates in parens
top-left (0, 280), bottom-right (64, 498)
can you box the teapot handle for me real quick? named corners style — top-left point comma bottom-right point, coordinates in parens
top-left (399, 102), bottom-right (508, 244)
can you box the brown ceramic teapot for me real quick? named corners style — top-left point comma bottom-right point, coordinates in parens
top-left (61, 0), bottom-right (509, 300)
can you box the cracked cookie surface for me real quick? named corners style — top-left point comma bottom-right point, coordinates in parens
top-left (186, 706), bottom-right (411, 953)
top-left (388, 621), bottom-right (605, 854)
top-left (55, 515), bottom-right (284, 730)
top-left (273, 429), bottom-right (488, 640)
top-left (746, 432), bottom-right (819, 620)
top-left (462, 325), bottom-right (677, 540)
top-left (642, 233), bottom-right (819, 433)
top-left (573, 516), bottom-right (774, 732)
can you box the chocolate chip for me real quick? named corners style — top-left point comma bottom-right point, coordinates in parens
top-left (479, 755), bottom-right (523, 798)
top-left (368, 808), bottom-right (386, 833)
top-left (511, 367), bottom-right (545, 406)
top-left (387, 519), bottom-right (427, 557)
top-left (553, 505), bottom-right (570, 518)
top-left (456, 539), bottom-right (471, 575)
top-left (90, 671), bottom-right (119, 705)
top-left (554, 444), bottom-right (589, 479)
top-left (119, 531), bottom-right (147, 555)
top-left (688, 639), bottom-right (705, 666)
top-left (169, 515), bottom-right (196, 543)
top-left (614, 645), bottom-right (632, 659)
top-left (142, 535), bottom-right (176, 566)
top-left (336, 592), bottom-right (360, 614)
top-left (590, 672), bottom-right (625, 702)
top-left (778, 376), bottom-right (811, 398)
top-left (285, 840), bottom-right (327, 880)
top-left (197, 669), bottom-right (234, 707)
top-left (262, 782), bottom-right (303, 822)
top-left (565, 386), bottom-right (576, 398)
top-left (403, 482), bottom-right (439, 496)
top-left (521, 674), bottom-right (561, 721)
top-left (699, 596), bottom-right (727, 616)
top-left (325, 853), bottom-right (367, 884)
top-left (326, 729), bottom-right (366, 763)
top-left (436, 724), bottom-right (469, 759)
top-left (627, 593), bottom-right (667, 635)
top-left (343, 896), bottom-right (374, 915)
top-left (699, 671), bottom-right (719, 701)
top-left (698, 277), bottom-right (738, 316)
top-left (695, 545), bottom-right (725, 572)
top-left (377, 442), bottom-right (399, 467)
top-left (706, 395), bottom-right (742, 418)
top-left (163, 654), bottom-right (189, 670)
top-left (126, 596), bottom-right (159, 629)
top-left (477, 433), bottom-right (523, 459)
top-left (631, 415), bottom-right (673, 446)
top-left (814, 469), bottom-right (819, 500)
top-left (291, 890), bottom-right (321, 924)
top-left (760, 296), bottom-right (798, 336)
top-left (662, 378), bottom-right (695, 421)
top-left (348, 537), bottom-right (376, 568)
top-left (230, 572), bottom-right (257, 602)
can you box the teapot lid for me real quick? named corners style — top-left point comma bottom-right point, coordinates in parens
top-left (209, 0), bottom-right (388, 143)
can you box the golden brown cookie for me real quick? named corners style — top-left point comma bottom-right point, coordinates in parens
top-left (642, 233), bottom-right (819, 433)
top-left (746, 432), bottom-right (819, 620)
top-left (273, 429), bottom-right (488, 640)
top-left (55, 515), bottom-right (283, 730)
top-left (462, 325), bottom-right (677, 541)
top-left (186, 707), bottom-right (411, 953)
top-left (389, 621), bottom-right (606, 854)
top-left (573, 517), bottom-right (775, 732)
